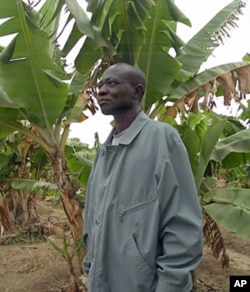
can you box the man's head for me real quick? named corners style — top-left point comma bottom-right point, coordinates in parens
top-left (96, 63), bottom-right (146, 116)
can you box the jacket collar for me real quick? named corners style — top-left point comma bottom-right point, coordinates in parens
top-left (104, 111), bottom-right (149, 146)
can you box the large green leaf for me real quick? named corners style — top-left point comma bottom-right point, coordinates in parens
top-left (62, 21), bottom-right (84, 57)
top-left (65, 0), bottom-right (96, 40)
top-left (170, 112), bottom-right (227, 190)
top-left (107, 0), bottom-right (154, 63)
top-left (12, 178), bottom-right (58, 192)
top-left (0, 153), bottom-right (13, 168)
top-left (74, 0), bottom-right (153, 71)
top-left (0, 0), bottom-right (68, 129)
top-left (96, 0), bottom-right (153, 63)
top-left (138, 0), bottom-right (182, 109)
top-left (73, 0), bottom-right (186, 97)
top-left (181, 124), bottom-right (200, 177)
top-left (195, 119), bottom-right (226, 189)
top-left (0, 119), bottom-right (54, 152)
top-left (168, 62), bottom-right (250, 101)
top-left (176, 0), bottom-right (246, 77)
top-left (66, 143), bottom-right (95, 186)
top-left (39, 0), bottom-right (65, 33)
top-left (204, 188), bottom-right (250, 240)
top-left (220, 152), bottom-right (250, 169)
top-left (0, 88), bottom-right (20, 108)
top-left (0, 103), bottom-right (22, 138)
top-left (68, 0), bottom-right (114, 73)
top-left (211, 129), bottom-right (250, 164)
top-left (75, 34), bottom-right (105, 75)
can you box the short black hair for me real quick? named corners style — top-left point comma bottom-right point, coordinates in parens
top-left (110, 63), bottom-right (146, 90)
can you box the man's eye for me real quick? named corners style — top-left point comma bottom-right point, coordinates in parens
top-left (108, 80), bottom-right (118, 86)
top-left (96, 80), bottom-right (119, 90)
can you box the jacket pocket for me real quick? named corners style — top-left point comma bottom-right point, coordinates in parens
top-left (128, 234), bottom-right (154, 272)
top-left (123, 235), bottom-right (156, 291)
top-left (83, 259), bottom-right (91, 275)
top-left (118, 196), bottom-right (157, 223)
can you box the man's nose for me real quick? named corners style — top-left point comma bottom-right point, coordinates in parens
top-left (98, 84), bottom-right (108, 96)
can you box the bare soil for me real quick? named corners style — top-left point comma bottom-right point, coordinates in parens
top-left (0, 200), bottom-right (250, 292)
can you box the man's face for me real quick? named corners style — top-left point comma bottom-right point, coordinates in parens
top-left (96, 66), bottom-right (137, 116)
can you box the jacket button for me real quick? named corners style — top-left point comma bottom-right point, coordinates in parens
top-left (95, 218), bottom-right (100, 225)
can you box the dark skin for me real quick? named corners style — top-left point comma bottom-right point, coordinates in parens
top-left (97, 63), bottom-right (145, 133)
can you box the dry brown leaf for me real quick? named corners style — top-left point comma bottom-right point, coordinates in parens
top-left (203, 211), bottom-right (229, 270)
top-left (217, 72), bottom-right (237, 105)
top-left (166, 105), bottom-right (178, 119)
top-left (235, 64), bottom-right (250, 93)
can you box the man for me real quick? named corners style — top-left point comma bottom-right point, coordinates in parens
top-left (83, 63), bottom-right (203, 292)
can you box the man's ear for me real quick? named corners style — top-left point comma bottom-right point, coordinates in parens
top-left (133, 84), bottom-right (145, 100)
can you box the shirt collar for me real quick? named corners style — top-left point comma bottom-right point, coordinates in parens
top-left (104, 111), bottom-right (149, 146)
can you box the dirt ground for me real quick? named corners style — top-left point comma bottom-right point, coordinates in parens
top-left (0, 200), bottom-right (250, 292)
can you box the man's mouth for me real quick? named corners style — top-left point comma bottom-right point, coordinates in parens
top-left (98, 98), bottom-right (110, 105)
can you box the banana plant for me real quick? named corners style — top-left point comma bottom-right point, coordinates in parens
top-left (206, 125), bottom-right (250, 241)
top-left (169, 108), bottom-right (250, 267)
top-left (0, 1), bottom-right (93, 274)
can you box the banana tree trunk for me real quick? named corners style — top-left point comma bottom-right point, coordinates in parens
top-left (49, 151), bottom-right (85, 267)
top-left (0, 192), bottom-right (12, 236)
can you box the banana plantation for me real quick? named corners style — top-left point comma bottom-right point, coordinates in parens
top-left (0, 0), bottom-right (250, 291)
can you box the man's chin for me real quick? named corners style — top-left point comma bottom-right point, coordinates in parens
top-left (99, 107), bottom-right (112, 116)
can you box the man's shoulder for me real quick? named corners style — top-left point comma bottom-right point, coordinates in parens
top-left (143, 118), bottom-right (182, 148)
top-left (146, 118), bottom-right (177, 134)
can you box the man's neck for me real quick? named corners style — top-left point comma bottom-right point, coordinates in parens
top-left (113, 110), bottom-right (140, 133)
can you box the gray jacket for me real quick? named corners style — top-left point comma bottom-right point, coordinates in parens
top-left (83, 111), bottom-right (203, 292)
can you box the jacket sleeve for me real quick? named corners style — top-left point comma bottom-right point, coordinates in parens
top-left (82, 167), bottom-right (94, 276)
top-left (82, 206), bottom-right (91, 275)
top-left (82, 152), bottom-right (100, 276)
top-left (155, 133), bottom-right (203, 292)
